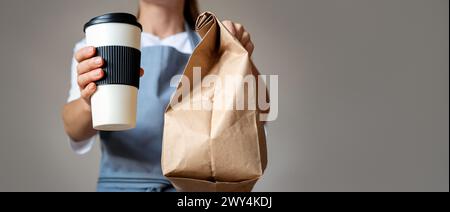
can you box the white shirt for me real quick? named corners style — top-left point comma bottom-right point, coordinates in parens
top-left (67, 31), bottom-right (194, 155)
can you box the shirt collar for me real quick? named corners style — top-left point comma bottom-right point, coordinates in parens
top-left (140, 22), bottom-right (195, 54)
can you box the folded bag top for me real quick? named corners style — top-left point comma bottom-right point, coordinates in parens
top-left (162, 12), bottom-right (268, 192)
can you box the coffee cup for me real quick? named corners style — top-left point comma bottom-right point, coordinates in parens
top-left (84, 13), bottom-right (142, 131)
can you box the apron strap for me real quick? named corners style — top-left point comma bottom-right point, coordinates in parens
top-left (186, 22), bottom-right (201, 48)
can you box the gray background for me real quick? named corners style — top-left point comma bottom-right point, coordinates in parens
top-left (0, 0), bottom-right (448, 192)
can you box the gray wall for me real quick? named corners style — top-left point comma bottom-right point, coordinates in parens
top-left (0, 0), bottom-right (448, 192)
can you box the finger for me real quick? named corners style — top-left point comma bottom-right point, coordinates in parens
top-left (75, 46), bottom-right (96, 63)
top-left (222, 20), bottom-right (236, 36)
top-left (140, 68), bottom-right (144, 77)
top-left (245, 41), bottom-right (255, 56)
top-left (234, 23), bottom-right (245, 40)
top-left (81, 82), bottom-right (97, 100)
top-left (77, 56), bottom-right (103, 75)
top-left (240, 31), bottom-right (251, 47)
top-left (77, 68), bottom-right (104, 89)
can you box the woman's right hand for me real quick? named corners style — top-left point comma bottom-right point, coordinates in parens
top-left (74, 46), bottom-right (104, 105)
top-left (74, 46), bottom-right (144, 105)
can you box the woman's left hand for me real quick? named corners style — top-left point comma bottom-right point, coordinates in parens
top-left (222, 20), bottom-right (254, 57)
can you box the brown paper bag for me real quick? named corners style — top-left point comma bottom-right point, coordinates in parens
top-left (162, 12), bottom-right (268, 192)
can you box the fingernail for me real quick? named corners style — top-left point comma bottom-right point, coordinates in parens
top-left (96, 69), bottom-right (102, 76)
top-left (95, 57), bottom-right (102, 65)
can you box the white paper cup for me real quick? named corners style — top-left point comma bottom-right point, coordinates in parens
top-left (84, 13), bottom-right (142, 131)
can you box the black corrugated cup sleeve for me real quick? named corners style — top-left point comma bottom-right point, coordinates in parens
top-left (95, 46), bottom-right (141, 89)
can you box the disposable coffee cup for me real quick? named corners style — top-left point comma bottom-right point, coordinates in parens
top-left (84, 13), bottom-right (142, 131)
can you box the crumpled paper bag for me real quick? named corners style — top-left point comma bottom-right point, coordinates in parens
top-left (162, 11), bottom-right (268, 192)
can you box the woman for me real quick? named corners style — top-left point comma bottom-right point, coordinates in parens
top-left (62, 0), bottom-right (255, 192)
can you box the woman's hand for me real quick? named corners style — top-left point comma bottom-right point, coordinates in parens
top-left (74, 46), bottom-right (144, 105)
top-left (222, 20), bottom-right (255, 57)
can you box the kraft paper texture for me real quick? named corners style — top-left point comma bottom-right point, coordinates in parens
top-left (162, 12), bottom-right (268, 192)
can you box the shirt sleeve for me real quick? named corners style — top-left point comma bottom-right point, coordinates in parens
top-left (67, 39), bottom-right (97, 155)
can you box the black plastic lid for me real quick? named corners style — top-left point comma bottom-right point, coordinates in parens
top-left (84, 13), bottom-right (142, 32)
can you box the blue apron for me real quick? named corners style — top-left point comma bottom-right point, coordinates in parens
top-left (96, 28), bottom-right (200, 192)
